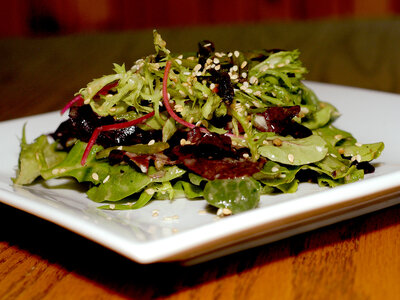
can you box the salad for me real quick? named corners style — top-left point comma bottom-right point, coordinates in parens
top-left (14, 31), bottom-right (384, 215)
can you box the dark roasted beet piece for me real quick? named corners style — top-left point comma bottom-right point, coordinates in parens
top-left (179, 127), bottom-right (233, 159)
top-left (197, 40), bottom-right (215, 67)
top-left (181, 157), bottom-right (265, 180)
top-left (353, 161), bottom-right (375, 174)
top-left (168, 128), bottom-right (266, 180)
top-left (52, 105), bottom-right (161, 149)
top-left (209, 114), bottom-right (232, 130)
top-left (209, 69), bottom-right (234, 104)
top-left (256, 106), bottom-right (312, 138)
top-left (124, 152), bottom-right (152, 173)
top-left (108, 149), bottom-right (127, 165)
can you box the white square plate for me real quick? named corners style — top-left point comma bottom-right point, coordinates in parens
top-left (1, 82), bottom-right (400, 265)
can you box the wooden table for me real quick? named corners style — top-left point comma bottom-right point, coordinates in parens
top-left (1, 20), bottom-right (400, 299)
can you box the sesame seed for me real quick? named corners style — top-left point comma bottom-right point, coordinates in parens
top-left (279, 173), bottom-right (286, 178)
top-left (51, 168), bottom-right (59, 175)
top-left (288, 153), bottom-right (295, 163)
top-left (103, 175), bottom-right (110, 183)
top-left (355, 142), bottom-right (363, 147)
top-left (215, 65), bottom-right (221, 71)
top-left (174, 104), bottom-right (184, 112)
top-left (273, 138), bottom-right (282, 146)
top-left (198, 209), bottom-right (207, 215)
top-left (334, 134), bottom-right (343, 140)
top-left (213, 58), bottom-right (220, 64)
top-left (245, 88), bottom-right (253, 94)
top-left (193, 64), bottom-right (202, 73)
top-left (92, 173), bottom-right (99, 181)
top-left (249, 76), bottom-right (258, 85)
top-left (271, 166), bottom-right (279, 172)
top-left (316, 146), bottom-right (323, 152)
top-left (109, 204), bottom-right (115, 209)
top-left (242, 72), bottom-right (247, 78)
top-left (217, 208), bottom-right (232, 217)
top-left (243, 153), bottom-right (249, 158)
top-left (152, 210), bottom-right (159, 217)
top-left (301, 107), bottom-right (309, 114)
top-left (241, 61), bottom-right (247, 68)
top-left (253, 91), bottom-right (262, 97)
top-left (234, 50), bottom-right (240, 57)
top-left (232, 65), bottom-right (238, 72)
top-left (148, 139), bottom-right (155, 145)
top-left (163, 215), bottom-right (179, 221)
top-left (228, 52), bottom-right (233, 57)
top-left (222, 208), bottom-right (232, 215)
top-left (145, 188), bottom-right (155, 195)
top-left (230, 74), bottom-right (238, 80)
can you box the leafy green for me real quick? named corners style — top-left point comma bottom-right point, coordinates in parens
top-left (13, 129), bottom-right (67, 185)
top-left (203, 178), bottom-right (260, 214)
top-left (258, 135), bottom-right (328, 165)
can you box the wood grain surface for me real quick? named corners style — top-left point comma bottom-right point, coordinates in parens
top-left (1, 20), bottom-right (400, 299)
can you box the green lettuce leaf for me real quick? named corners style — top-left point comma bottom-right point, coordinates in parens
top-left (204, 177), bottom-right (260, 214)
top-left (258, 135), bottom-right (328, 165)
top-left (14, 129), bottom-right (67, 185)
